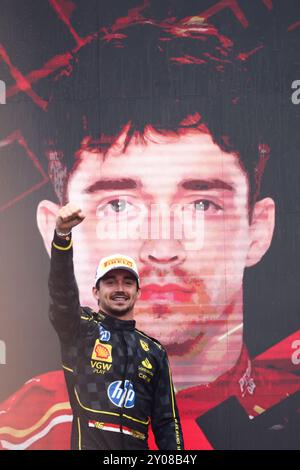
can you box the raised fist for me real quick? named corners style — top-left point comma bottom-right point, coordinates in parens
top-left (56, 203), bottom-right (86, 234)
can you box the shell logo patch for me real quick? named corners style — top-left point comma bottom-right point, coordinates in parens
top-left (92, 340), bottom-right (112, 362)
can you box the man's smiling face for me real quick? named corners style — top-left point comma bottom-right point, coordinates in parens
top-left (93, 268), bottom-right (140, 319)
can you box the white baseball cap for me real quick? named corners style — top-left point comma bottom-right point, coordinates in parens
top-left (95, 254), bottom-right (140, 287)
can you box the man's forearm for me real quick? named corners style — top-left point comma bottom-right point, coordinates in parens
top-left (48, 230), bottom-right (81, 342)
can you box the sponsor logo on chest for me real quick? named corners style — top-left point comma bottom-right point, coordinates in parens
top-left (107, 380), bottom-right (135, 408)
top-left (138, 357), bottom-right (154, 383)
top-left (91, 339), bottom-right (113, 374)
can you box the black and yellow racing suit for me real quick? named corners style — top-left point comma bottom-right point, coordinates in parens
top-left (48, 232), bottom-right (184, 450)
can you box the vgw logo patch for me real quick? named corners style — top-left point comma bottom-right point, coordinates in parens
top-left (107, 380), bottom-right (135, 408)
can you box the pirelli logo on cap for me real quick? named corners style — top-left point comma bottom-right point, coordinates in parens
top-left (103, 257), bottom-right (133, 269)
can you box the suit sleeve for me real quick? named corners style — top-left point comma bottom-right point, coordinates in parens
top-left (48, 231), bottom-right (81, 343)
top-left (151, 350), bottom-right (184, 450)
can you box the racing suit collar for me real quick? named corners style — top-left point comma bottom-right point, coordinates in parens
top-left (97, 310), bottom-right (136, 331)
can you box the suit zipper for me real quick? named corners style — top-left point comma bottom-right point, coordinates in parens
top-left (120, 330), bottom-right (129, 450)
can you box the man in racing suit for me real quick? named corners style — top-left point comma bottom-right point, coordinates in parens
top-left (48, 203), bottom-right (183, 450)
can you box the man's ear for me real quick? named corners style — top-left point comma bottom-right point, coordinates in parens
top-left (36, 200), bottom-right (59, 256)
top-left (92, 286), bottom-right (99, 300)
top-left (92, 286), bottom-right (100, 307)
top-left (246, 197), bottom-right (275, 268)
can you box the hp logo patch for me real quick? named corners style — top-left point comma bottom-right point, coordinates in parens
top-left (107, 380), bottom-right (135, 408)
top-left (99, 325), bottom-right (111, 342)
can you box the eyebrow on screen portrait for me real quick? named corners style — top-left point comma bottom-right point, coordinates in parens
top-left (180, 179), bottom-right (234, 192)
top-left (84, 178), bottom-right (139, 193)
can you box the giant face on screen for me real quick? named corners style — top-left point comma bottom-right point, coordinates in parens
top-left (37, 18), bottom-right (275, 386)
